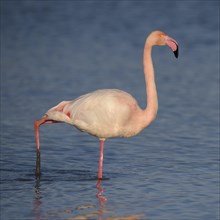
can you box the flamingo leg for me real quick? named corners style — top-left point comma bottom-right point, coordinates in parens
top-left (34, 116), bottom-right (60, 176)
top-left (98, 139), bottom-right (105, 179)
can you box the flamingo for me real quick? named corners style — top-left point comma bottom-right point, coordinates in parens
top-left (34, 30), bottom-right (178, 179)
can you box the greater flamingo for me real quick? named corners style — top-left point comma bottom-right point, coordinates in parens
top-left (34, 30), bottom-right (178, 179)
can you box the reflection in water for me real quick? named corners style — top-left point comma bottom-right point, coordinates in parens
top-left (34, 177), bottom-right (42, 220)
top-left (96, 179), bottom-right (108, 220)
top-left (33, 177), bottom-right (108, 220)
top-left (33, 178), bottom-right (143, 220)
top-left (35, 176), bottom-right (41, 200)
top-left (96, 179), bottom-right (108, 207)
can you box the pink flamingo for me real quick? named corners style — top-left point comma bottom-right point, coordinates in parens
top-left (34, 30), bottom-right (178, 179)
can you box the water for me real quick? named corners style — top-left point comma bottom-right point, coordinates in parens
top-left (1, 1), bottom-right (219, 219)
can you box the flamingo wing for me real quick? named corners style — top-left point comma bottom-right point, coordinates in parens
top-left (45, 89), bottom-right (139, 138)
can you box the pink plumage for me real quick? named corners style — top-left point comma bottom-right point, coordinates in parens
top-left (34, 30), bottom-right (179, 179)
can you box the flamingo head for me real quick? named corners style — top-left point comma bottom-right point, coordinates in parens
top-left (147, 31), bottom-right (179, 58)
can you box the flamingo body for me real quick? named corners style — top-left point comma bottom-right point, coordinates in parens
top-left (46, 89), bottom-right (143, 139)
top-left (34, 30), bottom-right (179, 179)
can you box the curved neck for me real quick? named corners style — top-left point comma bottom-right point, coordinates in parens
top-left (143, 42), bottom-right (158, 122)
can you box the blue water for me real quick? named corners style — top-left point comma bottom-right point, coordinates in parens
top-left (1, 1), bottom-right (219, 220)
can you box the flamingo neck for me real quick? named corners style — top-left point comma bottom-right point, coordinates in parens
top-left (143, 42), bottom-right (158, 125)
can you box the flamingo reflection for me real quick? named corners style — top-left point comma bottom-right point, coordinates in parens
top-left (34, 176), bottom-right (42, 220)
top-left (96, 179), bottom-right (108, 220)
top-left (96, 179), bottom-right (107, 208)
top-left (33, 178), bottom-right (107, 220)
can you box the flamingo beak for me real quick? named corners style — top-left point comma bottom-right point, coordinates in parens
top-left (165, 36), bottom-right (179, 58)
top-left (173, 43), bottom-right (179, 58)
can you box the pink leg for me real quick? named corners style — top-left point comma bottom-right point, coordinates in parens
top-left (34, 116), bottom-right (60, 176)
top-left (98, 139), bottom-right (105, 179)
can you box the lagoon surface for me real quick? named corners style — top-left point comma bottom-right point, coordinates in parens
top-left (1, 1), bottom-right (219, 220)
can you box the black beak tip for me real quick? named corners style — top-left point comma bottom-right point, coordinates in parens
top-left (174, 45), bottom-right (179, 58)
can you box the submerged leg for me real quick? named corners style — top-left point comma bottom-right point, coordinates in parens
top-left (35, 150), bottom-right (41, 176)
top-left (98, 139), bottom-right (105, 179)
